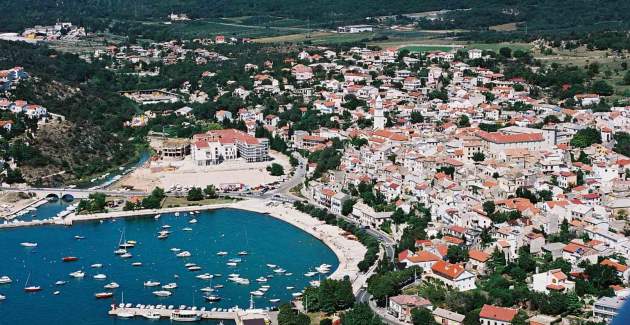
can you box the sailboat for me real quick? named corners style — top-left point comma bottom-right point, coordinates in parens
top-left (114, 229), bottom-right (127, 255)
top-left (24, 273), bottom-right (41, 292)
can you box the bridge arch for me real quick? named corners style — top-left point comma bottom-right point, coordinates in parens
top-left (45, 193), bottom-right (59, 201)
top-left (61, 194), bottom-right (75, 202)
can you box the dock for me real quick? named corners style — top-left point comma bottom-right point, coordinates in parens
top-left (108, 303), bottom-right (274, 325)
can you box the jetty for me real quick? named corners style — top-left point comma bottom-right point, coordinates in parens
top-left (108, 303), bottom-right (274, 325)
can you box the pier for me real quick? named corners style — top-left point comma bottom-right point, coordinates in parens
top-left (108, 304), bottom-right (274, 325)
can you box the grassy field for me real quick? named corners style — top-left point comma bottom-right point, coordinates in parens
top-left (161, 196), bottom-right (240, 208)
top-left (400, 44), bottom-right (463, 52)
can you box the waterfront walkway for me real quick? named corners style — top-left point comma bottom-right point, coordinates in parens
top-left (108, 304), bottom-right (273, 325)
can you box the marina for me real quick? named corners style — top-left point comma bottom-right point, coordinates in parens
top-left (0, 206), bottom-right (338, 324)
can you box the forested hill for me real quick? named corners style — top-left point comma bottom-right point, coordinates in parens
top-left (1, 0), bottom-right (629, 37)
top-left (0, 41), bottom-right (138, 185)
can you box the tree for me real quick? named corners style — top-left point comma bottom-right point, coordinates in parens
top-left (267, 163), bottom-right (285, 176)
top-left (446, 245), bottom-right (469, 263)
top-left (482, 201), bottom-right (495, 216)
top-left (499, 47), bottom-right (512, 58)
top-left (624, 70), bottom-right (630, 85)
top-left (278, 305), bottom-right (310, 325)
top-left (411, 308), bottom-right (437, 325)
top-left (458, 115), bottom-right (470, 127)
top-left (410, 111), bottom-right (424, 123)
top-left (187, 187), bottom-right (204, 201)
top-left (613, 132), bottom-right (630, 157)
top-left (342, 198), bottom-right (357, 216)
top-left (570, 127), bottom-right (601, 148)
top-left (203, 184), bottom-right (218, 198)
top-left (591, 80), bottom-right (614, 96)
top-left (472, 152), bottom-right (485, 162)
top-left (340, 304), bottom-right (382, 325)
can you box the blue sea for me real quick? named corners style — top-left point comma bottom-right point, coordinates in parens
top-left (0, 208), bottom-right (338, 324)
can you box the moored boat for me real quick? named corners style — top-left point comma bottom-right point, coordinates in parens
top-left (20, 242), bottom-right (37, 248)
top-left (0, 276), bottom-right (12, 284)
top-left (95, 292), bottom-right (113, 299)
top-left (152, 290), bottom-right (172, 297)
top-left (144, 281), bottom-right (161, 287)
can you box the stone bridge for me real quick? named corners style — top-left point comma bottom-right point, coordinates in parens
top-left (0, 187), bottom-right (149, 200)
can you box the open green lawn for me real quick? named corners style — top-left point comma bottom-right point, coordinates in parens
top-left (161, 196), bottom-right (239, 208)
top-left (400, 44), bottom-right (462, 52)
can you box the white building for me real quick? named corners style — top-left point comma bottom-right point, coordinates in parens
top-left (430, 261), bottom-right (476, 291)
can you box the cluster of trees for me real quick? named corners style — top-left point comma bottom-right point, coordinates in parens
top-left (186, 185), bottom-right (218, 201)
top-left (302, 278), bottom-right (355, 313)
top-left (308, 145), bottom-right (343, 179)
top-left (481, 201), bottom-right (522, 223)
top-left (293, 201), bottom-right (380, 272)
top-left (77, 192), bottom-right (107, 213)
top-left (367, 266), bottom-right (421, 306)
top-left (347, 182), bottom-right (392, 212)
top-left (266, 163), bottom-right (285, 176)
top-left (124, 187), bottom-right (166, 210)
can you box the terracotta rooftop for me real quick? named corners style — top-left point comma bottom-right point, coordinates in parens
top-left (479, 304), bottom-right (518, 322)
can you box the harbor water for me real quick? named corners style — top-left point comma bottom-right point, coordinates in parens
top-left (0, 208), bottom-right (338, 324)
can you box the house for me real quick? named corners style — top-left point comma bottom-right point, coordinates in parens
top-left (0, 120), bottom-right (12, 132)
top-left (191, 129), bottom-right (269, 165)
top-left (351, 202), bottom-right (393, 228)
top-left (479, 305), bottom-right (518, 325)
top-left (593, 296), bottom-right (624, 323)
top-left (330, 193), bottom-right (350, 215)
top-left (388, 295), bottom-right (432, 322)
top-left (432, 308), bottom-right (465, 325)
top-left (398, 249), bottom-right (441, 270)
top-left (430, 260), bottom-right (477, 291)
top-left (175, 106), bottom-right (193, 117)
top-left (467, 249), bottom-right (490, 275)
top-left (291, 64), bottom-right (313, 81)
top-left (531, 269), bottom-right (575, 294)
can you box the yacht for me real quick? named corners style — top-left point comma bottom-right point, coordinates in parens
top-left (144, 281), bottom-right (161, 287)
top-left (93, 274), bottom-right (107, 280)
top-left (104, 282), bottom-right (120, 289)
top-left (176, 251), bottom-right (191, 258)
top-left (95, 292), bottom-right (113, 299)
top-left (195, 273), bottom-right (213, 280)
top-left (69, 271), bottom-right (85, 278)
top-left (24, 286), bottom-right (41, 292)
top-left (162, 283), bottom-right (178, 290)
top-left (153, 290), bottom-right (172, 297)
top-left (0, 276), bottom-right (12, 284)
top-left (20, 242), bottom-right (37, 248)
top-left (142, 311), bottom-right (161, 320)
top-left (204, 295), bottom-right (221, 302)
top-left (170, 309), bottom-right (200, 322)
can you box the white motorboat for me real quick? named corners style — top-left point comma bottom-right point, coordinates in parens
top-left (256, 277), bottom-right (268, 283)
top-left (0, 276), bottom-right (12, 284)
top-left (144, 281), bottom-right (161, 287)
top-left (120, 253), bottom-right (133, 259)
top-left (204, 295), bottom-right (221, 302)
top-left (53, 291), bottom-right (60, 295)
top-left (234, 278), bottom-right (250, 285)
top-left (237, 251), bottom-right (248, 256)
top-left (195, 273), bottom-right (213, 280)
top-left (154, 214), bottom-right (161, 220)
top-left (117, 311), bottom-right (134, 319)
top-left (273, 268), bottom-right (286, 274)
top-left (309, 280), bottom-right (321, 287)
top-left (113, 249), bottom-right (127, 255)
top-left (266, 264), bottom-right (277, 268)
top-left (153, 290), bottom-right (172, 297)
top-left (55, 281), bottom-right (67, 286)
top-left (90, 264), bottom-right (103, 268)
top-left (131, 262), bottom-right (143, 267)
top-left (93, 274), bottom-right (107, 280)
top-left (304, 272), bottom-right (317, 277)
top-left (269, 299), bottom-right (281, 303)
top-left (292, 292), bottom-right (303, 297)
top-left (286, 286), bottom-right (294, 290)
top-left (143, 312), bottom-right (161, 320)
top-left (69, 271), bottom-right (85, 278)
top-left (0, 294), bottom-right (6, 300)
top-left (200, 287), bottom-right (214, 293)
top-left (162, 283), bottom-right (178, 290)
top-left (176, 251), bottom-right (191, 258)
top-left (74, 235), bottom-right (85, 240)
top-left (20, 242), bottom-right (37, 248)
top-left (187, 266), bottom-right (201, 271)
top-left (250, 290), bottom-right (264, 296)
top-left (104, 282), bottom-right (120, 289)
top-left (162, 225), bottom-right (171, 229)
top-left (189, 219), bottom-right (197, 224)
top-left (182, 227), bottom-right (193, 231)
top-left (226, 262), bottom-right (237, 267)
top-left (184, 263), bottom-right (197, 267)
top-left (216, 251), bottom-right (228, 256)
top-left (174, 212), bottom-right (180, 217)
top-left (170, 248), bottom-right (182, 252)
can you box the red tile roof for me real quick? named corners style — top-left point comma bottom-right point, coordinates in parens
top-left (479, 305), bottom-right (518, 322)
top-left (477, 130), bottom-right (544, 144)
top-left (431, 261), bottom-right (465, 279)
